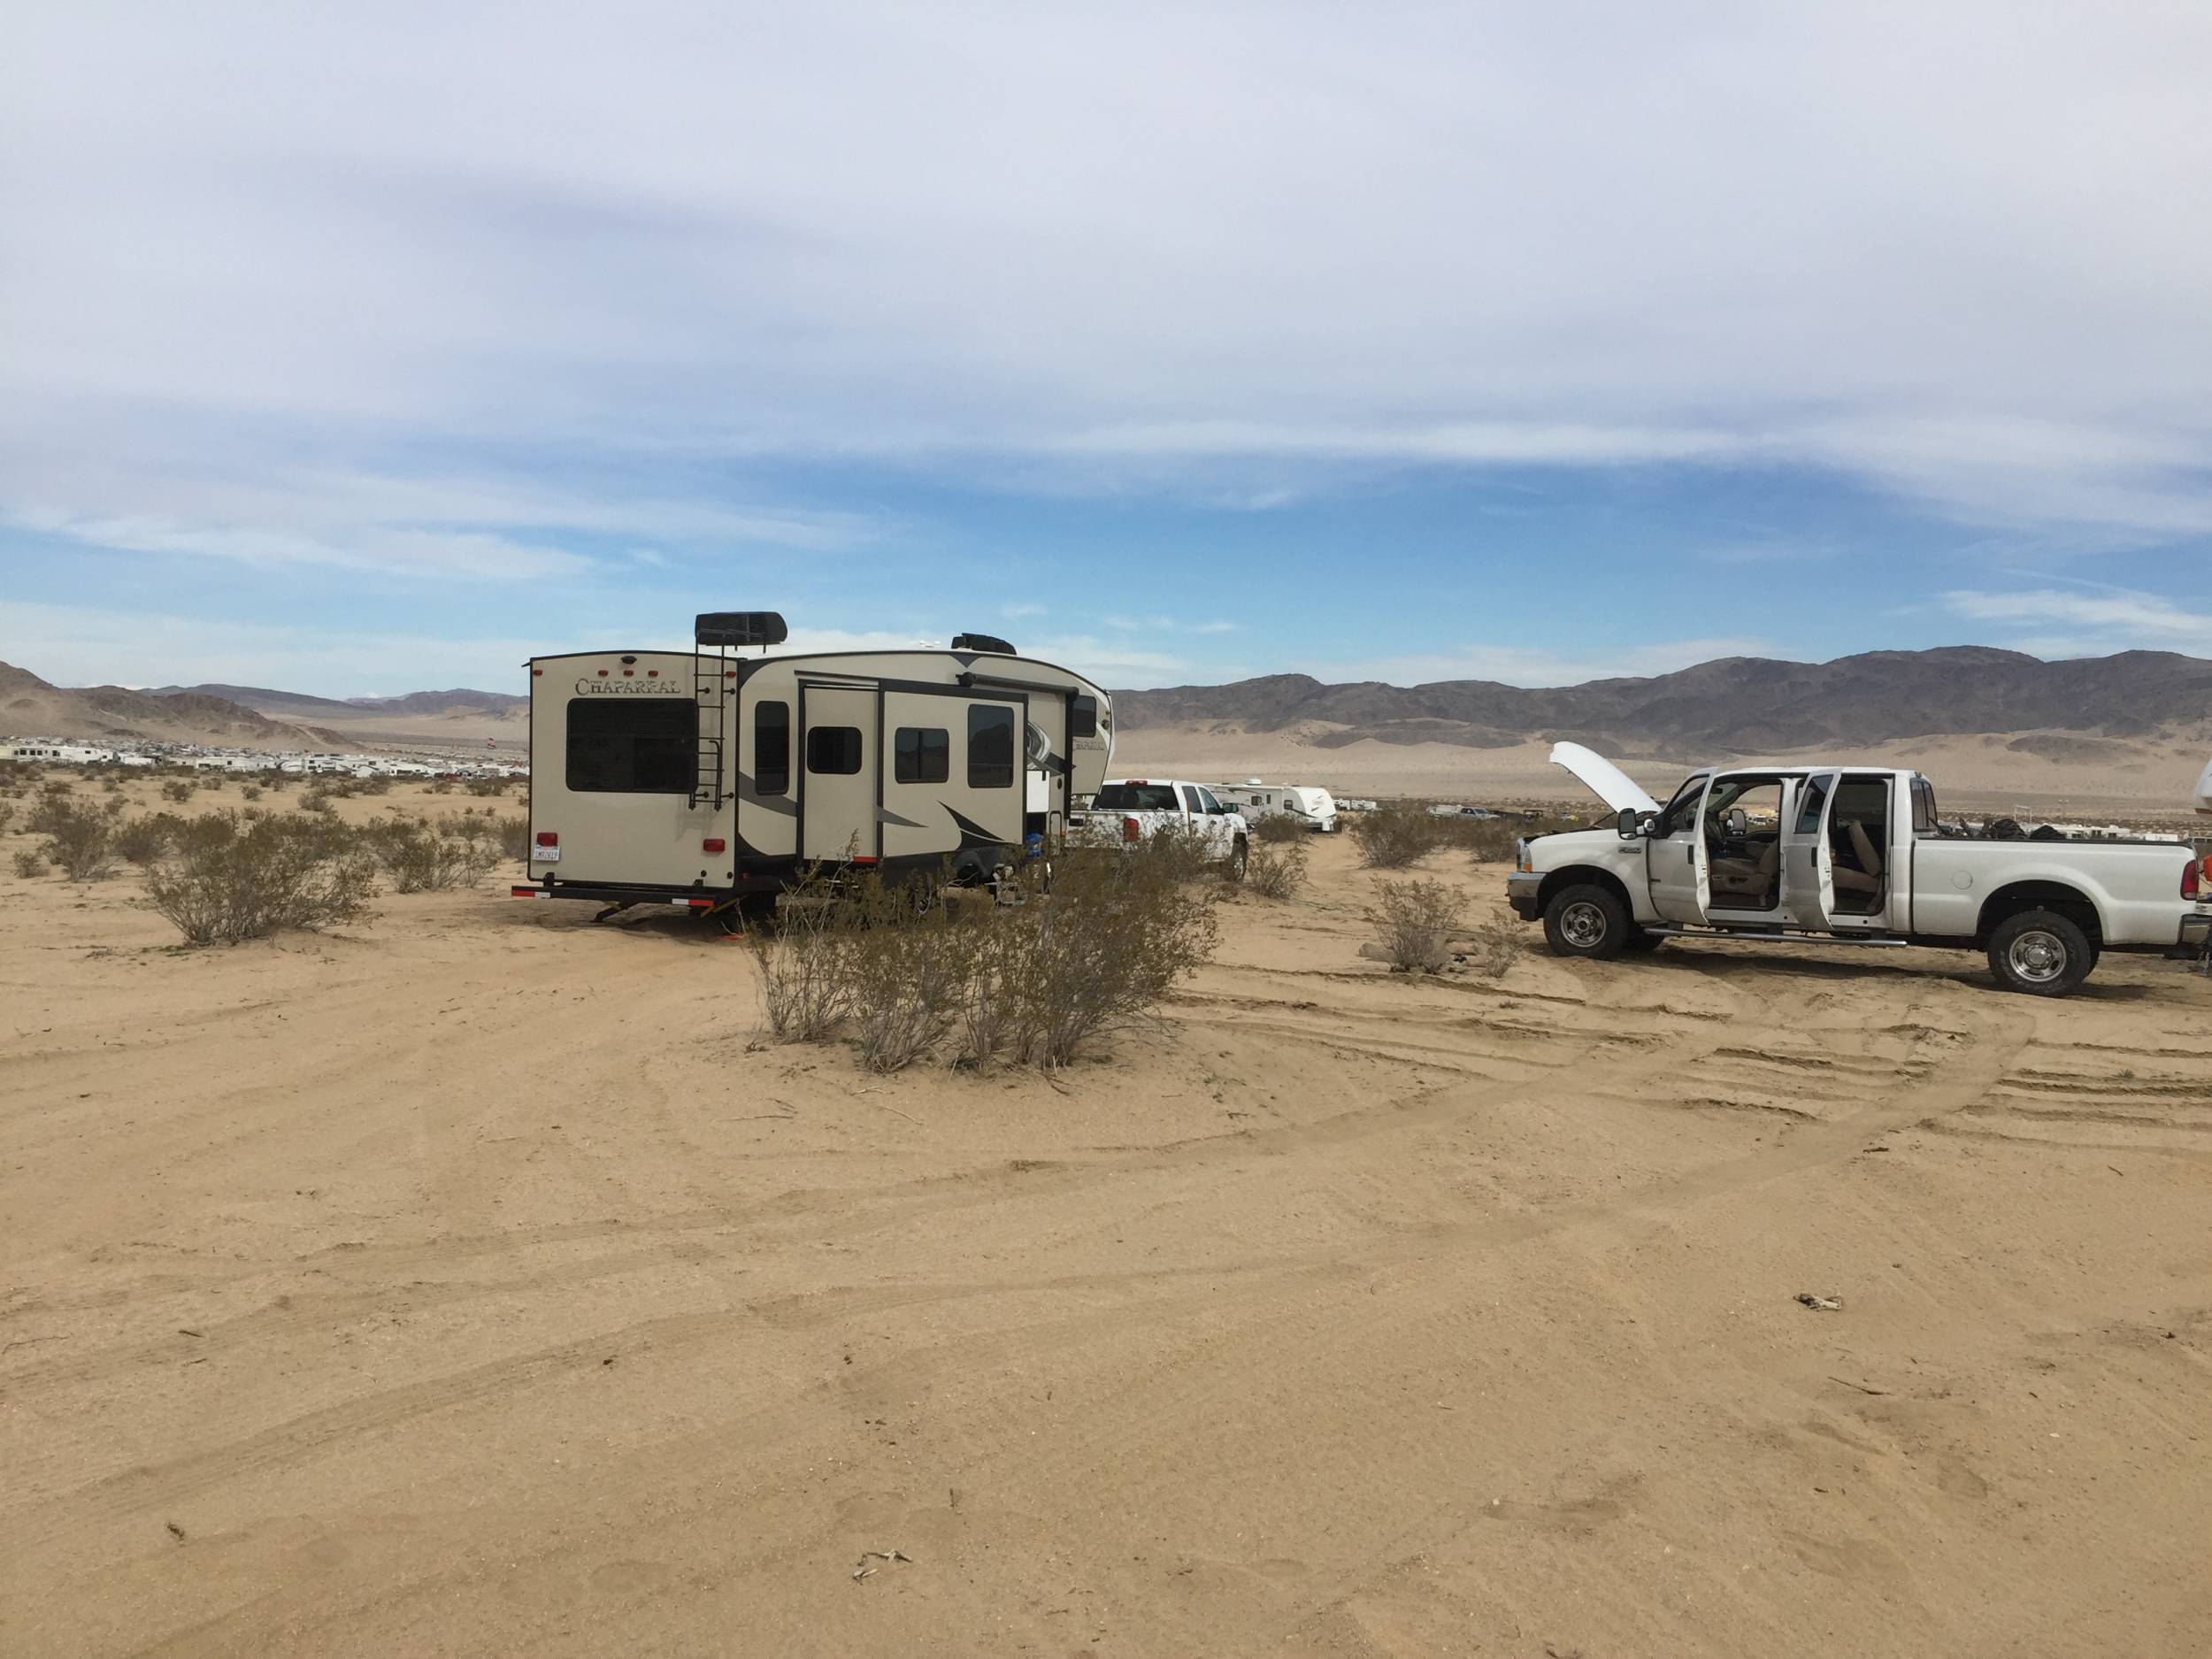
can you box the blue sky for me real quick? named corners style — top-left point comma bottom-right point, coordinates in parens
top-left (4, 3), bottom-right (2208, 694)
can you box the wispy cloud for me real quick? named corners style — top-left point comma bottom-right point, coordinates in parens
top-left (1942, 587), bottom-right (2212, 656)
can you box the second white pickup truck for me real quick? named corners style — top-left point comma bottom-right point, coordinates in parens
top-left (1071, 779), bottom-right (1250, 880)
top-left (1508, 744), bottom-right (2209, 995)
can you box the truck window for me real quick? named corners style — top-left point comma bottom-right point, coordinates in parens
top-left (1910, 777), bottom-right (1938, 835)
top-left (1178, 785), bottom-right (1203, 813)
top-left (1197, 787), bottom-right (1225, 813)
top-left (806, 726), bottom-right (862, 775)
top-left (566, 698), bottom-right (696, 795)
top-left (756, 701), bottom-right (789, 795)
top-left (895, 726), bottom-right (949, 784)
top-left (967, 705), bottom-right (1015, 788)
top-left (1095, 783), bottom-right (1179, 810)
top-left (1794, 775), bottom-right (1828, 834)
top-left (1655, 773), bottom-right (1708, 837)
top-left (1070, 695), bottom-right (1098, 739)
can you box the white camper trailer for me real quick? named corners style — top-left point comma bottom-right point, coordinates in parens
top-left (1209, 780), bottom-right (1339, 833)
top-left (515, 614), bottom-right (1114, 916)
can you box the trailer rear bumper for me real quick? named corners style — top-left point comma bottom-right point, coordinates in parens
top-left (511, 881), bottom-right (725, 911)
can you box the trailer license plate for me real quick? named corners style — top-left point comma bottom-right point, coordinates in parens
top-left (536, 846), bottom-right (560, 862)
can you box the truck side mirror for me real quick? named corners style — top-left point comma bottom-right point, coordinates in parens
top-left (1616, 807), bottom-right (1643, 838)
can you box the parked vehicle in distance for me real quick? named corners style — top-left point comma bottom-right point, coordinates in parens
top-left (1208, 780), bottom-right (1339, 833)
top-left (1509, 743), bottom-right (2212, 996)
top-left (1071, 779), bottom-right (1250, 880)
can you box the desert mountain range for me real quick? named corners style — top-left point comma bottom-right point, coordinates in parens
top-left (1115, 647), bottom-right (2212, 759)
top-left (6, 649), bottom-right (2209, 809)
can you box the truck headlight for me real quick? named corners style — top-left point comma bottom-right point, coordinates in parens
top-left (1515, 837), bottom-right (1531, 872)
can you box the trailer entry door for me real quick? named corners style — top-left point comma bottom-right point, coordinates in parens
top-left (799, 684), bottom-right (877, 864)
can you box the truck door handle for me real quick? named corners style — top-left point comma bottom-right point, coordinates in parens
top-left (1686, 847), bottom-right (1694, 868)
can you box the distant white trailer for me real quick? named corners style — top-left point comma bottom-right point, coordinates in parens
top-left (1209, 780), bottom-right (1339, 833)
top-left (2198, 755), bottom-right (2212, 818)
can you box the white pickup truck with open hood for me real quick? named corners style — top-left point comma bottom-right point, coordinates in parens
top-left (1507, 743), bottom-right (2210, 995)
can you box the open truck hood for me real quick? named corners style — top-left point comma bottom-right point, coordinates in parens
top-left (1548, 742), bottom-right (1659, 816)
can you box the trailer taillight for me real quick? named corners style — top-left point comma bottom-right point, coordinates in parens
top-left (703, 838), bottom-right (726, 853)
top-left (1122, 815), bottom-right (1141, 844)
top-left (535, 831), bottom-right (558, 848)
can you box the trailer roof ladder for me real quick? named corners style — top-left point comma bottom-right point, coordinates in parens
top-left (692, 643), bottom-right (730, 809)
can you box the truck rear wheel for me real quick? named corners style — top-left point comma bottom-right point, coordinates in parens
top-left (1542, 883), bottom-right (1630, 961)
top-left (1986, 908), bottom-right (2095, 996)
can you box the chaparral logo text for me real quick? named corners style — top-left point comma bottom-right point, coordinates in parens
top-left (573, 677), bottom-right (687, 695)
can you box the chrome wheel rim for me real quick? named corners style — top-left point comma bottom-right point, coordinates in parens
top-left (2007, 929), bottom-right (2067, 983)
top-left (1560, 900), bottom-right (1608, 949)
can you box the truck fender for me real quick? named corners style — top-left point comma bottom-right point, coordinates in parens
top-left (1536, 864), bottom-right (1640, 923)
top-left (1975, 877), bottom-right (2105, 947)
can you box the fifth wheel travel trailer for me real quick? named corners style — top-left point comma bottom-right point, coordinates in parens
top-left (513, 614), bottom-right (1113, 919)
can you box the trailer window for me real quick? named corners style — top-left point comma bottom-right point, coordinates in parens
top-left (806, 726), bottom-right (862, 776)
top-left (756, 701), bottom-right (790, 795)
top-left (565, 698), bottom-right (695, 795)
top-left (895, 726), bottom-right (949, 784)
top-left (968, 705), bottom-right (1015, 788)
top-left (1070, 695), bottom-right (1098, 739)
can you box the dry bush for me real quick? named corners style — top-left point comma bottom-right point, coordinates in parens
top-left (0, 803), bottom-right (13, 836)
top-left (1249, 813), bottom-right (1309, 844)
top-left (40, 799), bottom-right (118, 880)
top-left (1132, 822), bottom-right (1228, 886)
top-left (427, 778), bottom-right (454, 795)
top-left (1245, 839), bottom-right (1309, 900)
top-left (301, 788), bottom-right (335, 814)
top-left (160, 780), bottom-right (194, 803)
top-left (494, 814), bottom-right (530, 860)
top-left (1349, 801), bottom-right (1446, 868)
top-left (146, 812), bottom-right (378, 944)
top-left (467, 778), bottom-right (507, 797)
top-left (365, 820), bottom-right (497, 891)
top-left (750, 874), bottom-right (856, 1042)
top-left (1461, 913), bottom-right (1524, 977)
top-left (12, 849), bottom-right (47, 878)
top-left (980, 845), bottom-right (1219, 1068)
top-left (1371, 878), bottom-right (1469, 972)
top-left (113, 815), bottom-right (177, 865)
top-left (200, 774), bottom-right (227, 791)
top-left (844, 876), bottom-right (976, 1073)
top-left (241, 784), bottom-right (264, 801)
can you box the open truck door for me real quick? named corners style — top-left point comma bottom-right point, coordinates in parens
top-left (1781, 771), bottom-right (1839, 930)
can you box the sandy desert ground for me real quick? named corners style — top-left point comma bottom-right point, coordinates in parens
top-left (4, 782), bottom-right (2211, 1657)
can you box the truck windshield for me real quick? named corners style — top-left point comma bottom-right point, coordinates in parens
top-left (1096, 783), bottom-right (1180, 810)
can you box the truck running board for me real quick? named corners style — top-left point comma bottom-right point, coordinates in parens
top-left (1645, 926), bottom-right (1909, 948)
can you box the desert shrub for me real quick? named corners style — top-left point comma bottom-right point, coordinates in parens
top-left (356, 774), bottom-right (392, 795)
top-left (1245, 839), bottom-right (1309, 900)
top-left (241, 784), bottom-right (264, 801)
top-left (0, 803), bottom-right (12, 836)
top-left (467, 778), bottom-right (506, 797)
top-left (494, 814), bottom-right (530, 860)
top-left (1371, 878), bottom-right (1469, 972)
top-left (41, 778), bottom-right (73, 799)
top-left (844, 876), bottom-right (976, 1073)
top-left (365, 820), bottom-right (496, 891)
top-left (12, 849), bottom-right (46, 878)
top-left (160, 780), bottom-right (194, 803)
top-left (427, 778), bottom-right (454, 795)
top-left (1462, 913), bottom-right (1524, 978)
top-left (146, 812), bottom-right (377, 944)
top-left (1350, 801), bottom-right (1446, 868)
top-left (40, 800), bottom-right (117, 880)
top-left (1249, 814), bottom-right (1310, 844)
top-left (301, 788), bottom-right (335, 814)
top-left (981, 844), bottom-right (1219, 1068)
top-left (200, 773), bottom-right (227, 791)
top-left (113, 815), bottom-right (177, 865)
top-left (103, 779), bottom-right (123, 795)
top-left (751, 875), bottom-right (857, 1042)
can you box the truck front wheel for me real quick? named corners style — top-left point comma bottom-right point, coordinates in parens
top-left (1542, 883), bottom-right (1630, 961)
top-left (1225, 838), bottom-right (1248, 883)
top-left (1986, 908), bottom-right (2095, 996)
